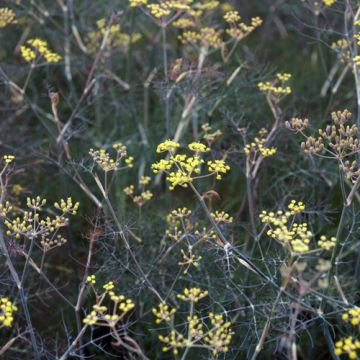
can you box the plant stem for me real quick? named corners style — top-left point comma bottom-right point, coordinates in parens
top-left (0, 231), bottom-right (40, 359)
top-left (161, 25), bottom-right (171, 136)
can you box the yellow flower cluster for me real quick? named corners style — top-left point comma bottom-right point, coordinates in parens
top-left (331, 39), bottom-right (350, 64)
top-left (177, 287), bottom-right (208, 302)
top-left (123, 185), bottom-right (135, 196)
top-left (103, 281), bottom-right (115, 291)
top-left (124, 177), bottom-right (153, 207)
top-left (152, 140), bottom-right (230, 190)
top-left (288, 199), bottom-right (305, 214)
top-left (165, 207), bottom-right (215, 243)
top-left (165, 225), bottom-right (183, 242)
top-left (202, 123), bottom-right (223, 143)
top-left (5, 215), bottom-right (32, 239)
top-left (167, 158), bottom-right (202, 188)
top-left (112, 142), bottom-right (128, 156)
top-left (342, 308), bottom-right (360, 326)
top-left (317, 235), bottom-right (336, 250)
top-left (224, 10), bottom-right (262, 41)
top-left (258, 73), bottom-right (292, 97)
top-left (173, 18), bottom-right (195, 29)
top-left (335, 337), bottom-right (360, 359)
top-left (188, 314), bottom-right (204, 339)
top-left (354, 33), bottom-right (360, 46)
top-left (244, 137), bottom-right (277, 157)
top-left (158, 312), bottom-right (233, 356)
top-left (133, 190), bottom-right (153, 206)
top-left (194, 0), bottom-right (219, 11)
top-left (179, 248), bottom-right (202, 274)
top-left (86, 18), bottom-right (141, 54)
top-left (353, 55), bottom-right (360, 66)
top-left (323, 0), bottom-right (336, 6)
top-left (90, 148), bottom-right (118, 171)
top-left (224, 10), bottom-right (240, 23)
top-left (205, 313), bottom-right (234, 355)
top-left (40, 234), bottom-right (67, 252)
top-left (26, 196), bottom-right (46, 210)
top-left (130, 0), bottom-right (192, 19)
top-left (0, 202), bottom-right (12, 217)
top-left (3, 155), bottom-right (15, 164)
top-left (0, 8), bottom-right (16, 28)
top-left (167, 207), bottom-right (192, 224)
top-left (90, 145), bottom-right (133, 172)
top-left (188, 142), bottom-right (210, 153)
top-left (83, 281), bottom-right (135, 326)
top-left (86, 274), bottom-right (96, 285)
top-left (147, 3), bottom-right (172, 18)
top-left (207, 159), bottom-right (230, 180)
top-left (152, 303), bottom-right (177, 324)
top-left (165, 207), bottom-right (193, 241)
top-left (0, 297), bottom-right (17, 328)
top-left (158, 330), bottom-right (186, 355)
top-left (156, 139), bottom-right (180, 153)
top-left (4, 195), bottom-right (78, 243)
top-left (20, 38), bottom-right (61, 63)
top-left (211, 210), bottom-right (233, 224)
top-left (260, 200), bottom-right (313, 253)
top-left (54, 197), bottom-right (80, 214)
top-left (165, 208), bottom-right (192, 240)
top-left (139, 175), bottom-right (151, 185)
top-left (129, 0), bottom-right (147, 6)
top-left (83, 297), bottom-right (135, 325)
top-left (179, 27), bottom-right (223, 48)
top-left (39, 216), bottom-right (69, 233)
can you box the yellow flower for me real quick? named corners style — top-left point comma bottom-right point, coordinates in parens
top-left (224, 11), bottom-right (241, 23)
top-left (0, 297), bottom-right (17, 328)
top-left (159, 330), bottom-right (186, 355)
top-left (20, 46), bottom-right (36, 62)
top-left (3, 155), bottom-right (15, 164)
top-left (188, 142), bottom-right (210, 153)
top-left (288, 200), bottom-right (305, 214)
top-left (260, 201), bottom-right (313, 253)
top-left (335, 336), bottom-right (360, 359)
top-left (178, 249), bottom-right (202, 273)
top-left (0, 8), bottom-right (16, 28)
top-left (54, 197), bottom-right (80, 215)
top-left (318, 235), bottom-right (336, 250)
top-left (156, 140), bottom-right (180, 153)
top-left (103, 281), bottom-right (115, 291)
top-left (124, 185), bottom-right (135, 196)
top-left (125, 156), bottom-right (134, 168)
top-left (205, 313), bottom-right (234, 355)
top-left (129, 0), bottom-right (148, 7)
top-left (173, 18), bottom-right (195, 29)
top-left (258, 73), bottom-right (292, 98)
top-left (244, 135), bottom-right (277, 158)
top-left (208, 159), bottom-right (230, 180)
top-left (139, 176), bottom-right (151, 185)
top-left (211, 210), bottom-right (233, 224)
top-left (322, 0), bottom-right (336, 6)
top-left (86, 275), bottom-right (96, 285)
top-left (20, 38), bottom-right (61, 63)
top-left (177, 287), bottom-right (208, 302)
top-left (152, 303), bottom-right (176, 324)
top-left (341, 308), bottom-right (360, 326)
top-left (353, 56), bottom-right (360, 66)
